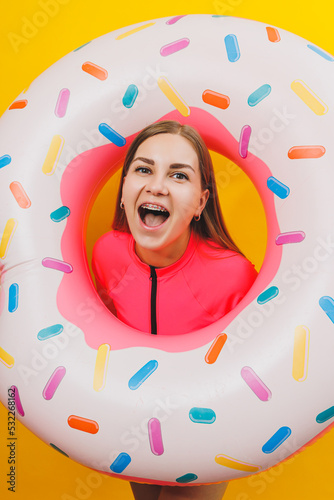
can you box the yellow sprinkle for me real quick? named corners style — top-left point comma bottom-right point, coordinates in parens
top-left (158, 77), bottom-right (190, 117)
top-left (215, 454), bottom-right (260, 473)
top-left (116, 22), bottom-right (155, 40)
top-left (93, 344), bottom-right (111, 392)
top-left (0, 347), bottom-right (14, 368)
top-left (292, 325), bottom-right (310, 382)
top-left (42, 135), bottom-right (64, 176)
top-left (291, 80), bottom-right (328, 116)
top-left (0, 219), bottom-right (18, 260)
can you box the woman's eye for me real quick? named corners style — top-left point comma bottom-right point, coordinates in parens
top-left (172, 172), bottom-right (188, 180)
top-left (135, 166), bottom-right (151, 174)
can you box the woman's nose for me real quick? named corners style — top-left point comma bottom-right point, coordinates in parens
top-left (145, 175), bottom-right (169, 196)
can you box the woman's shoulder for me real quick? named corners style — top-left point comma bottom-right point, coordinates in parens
top-left (193, 236), bottom-right (258, 288)
top-left (195, 236), bottom-right (246, 261)
top-left (92, 230), bottom-right (131, 269)
top-left (186, 236), bottom-right (258, 318)
top-left (94, 230), bottom-right (130, 251)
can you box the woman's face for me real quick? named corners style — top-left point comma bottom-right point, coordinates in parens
top-left (121, 133), bottom-right (209, 266)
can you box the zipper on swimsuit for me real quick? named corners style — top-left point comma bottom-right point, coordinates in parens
top-left (149, 266), bottom-right (157, 335)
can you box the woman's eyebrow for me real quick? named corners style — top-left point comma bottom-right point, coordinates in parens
top-left (170, 163), bottom-right (195, 173)
top-left (132, 156), bottom-right (155, 165)
top-left (132, 157), bottom-right (195, 173)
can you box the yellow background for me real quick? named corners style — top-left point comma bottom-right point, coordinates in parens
top-left (1, 0), bottom-right (334, 499)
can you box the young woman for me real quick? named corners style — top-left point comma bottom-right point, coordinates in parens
top-left (92, 120), bottom-right (257, 499)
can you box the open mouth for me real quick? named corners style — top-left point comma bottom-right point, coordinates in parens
top-left (138, 203), bottom-right (170, 228)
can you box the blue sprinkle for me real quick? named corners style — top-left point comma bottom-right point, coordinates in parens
top-left (248, 84), bottom-right (272, 106)
top-left (128, 360), bottom-right (158, 390)
top-left (99, 123), bottom-right (126, 147)
top-left (8, 283), bottom-right (19, 313)
top-left (0, 155), bottom-right (11, 169)
top-left (50, 206), bottom-right (71, 222)
top-left (225, 34), bottom-right (240, 62)
top-left (38, 324), bottom-right (63, 341)
top-left (319, 296), bottom-right (334, 323)
top-left (176, 473), bottom-right (198, 484)
top-left (73, 41), bottom-right (92, 52)
top-left (189, 407), bottom-right (216, 424)
top-left (307, 44), bottom-right (334, 62)
top-left (267, 177), bottom-right (290, 199)
top-left (257, 286), bottom-right (279, 305)
top-left (50, 443), bottom-right (69, 457)
top-left (110, 452), bottom-right (131, 473)
top-left (262, 426), bottom-right (291, 454)
top-left (316, 406), bottom-right (334, 423)
top-left (122, 84), bottom-right (139, 108)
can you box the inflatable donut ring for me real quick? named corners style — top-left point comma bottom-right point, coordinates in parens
top-left (1, 15), bottom-right (334, 486)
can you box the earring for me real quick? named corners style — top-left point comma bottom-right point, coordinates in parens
top-left (120, 201), bottom-right (124, 209)
top-left (194, 214), bottom-right (200, 221)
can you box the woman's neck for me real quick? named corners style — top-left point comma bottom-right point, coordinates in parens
top-left (134, 230), bottom-right (191, 268)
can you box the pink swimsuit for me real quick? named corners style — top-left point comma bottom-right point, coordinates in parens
top-left (92, 230), bottom-right (258, 335)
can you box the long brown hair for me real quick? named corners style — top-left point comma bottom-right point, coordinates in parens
top-left (112, 121), bottom-right (241, 253)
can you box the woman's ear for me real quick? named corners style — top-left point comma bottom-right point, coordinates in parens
top-left (200, 188), bottom-right (210, 211)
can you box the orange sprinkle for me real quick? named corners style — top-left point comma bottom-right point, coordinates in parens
top-left (288, 145), bottom-right (326, 159)
top-left (266, 27), bottom-right (281, 43)
top-left (202, 90), bottom-right (230, 110)
top-left (10, 182), bottom-right (31, 209)
top-left (67, 415), bottom-right (99, 434)
top-left (205, 333), bottom-right (227, 364)
top-left (9, 100), bottom-right (28, 110)
top-left (82, 62), bottom-right (108, 81)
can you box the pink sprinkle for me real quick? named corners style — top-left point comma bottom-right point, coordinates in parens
top-left (239, 125), bottom-right (252, 158)
top-left (148, 418), bottom-right (164, 455)
top-left (160, 38), bottom-right (190, 57)
top-left (55, 88), bottom-right (70, 118)
top-left (43, 366), bottom-right (66, 400)
top-left (276, 231), bottom-right (305, 245)
top-left (241, 367), bottom-right (271, 402)
top-left (166, 15), bottom-right (186, 25)
top-left (42, 257), bottom-right (73, 273)
top-left (10, 385), bottom-right (25, 416)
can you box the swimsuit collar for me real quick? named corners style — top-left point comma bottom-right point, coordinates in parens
top-left (129, 230), bottom-right (197, 278)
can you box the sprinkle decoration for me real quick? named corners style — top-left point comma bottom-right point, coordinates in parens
top-left (82, 62), bottom-right (108, 80)
top-left (266, 27), bottom-right (281, 43)
top-left (202, 90), bottom-right (230, 110)
top-left (257, 286), bottom-right (279, 304)
top-left (128, 360), bottom-right (158, 390)
top-left (288, 146), bottom-right (326, 159)
top-left (55, 88), bottom-right (70, 118)
top-left (262, 427), bottom-right (291, 453)
top-left (225, 34), bottom-right (240, 62)
top-left (110, 453), bottom-right (131, 473)
top-left (292, 326), bottom-right (310, 382)
top-left (160, 38), bottom-right (190, 56)
top-left (276, 231), bottom-right (305, 245)
top-left (43, 367), bottom-right (66, 400)
top-left (205, 333), bottom-right (227, 364)
top-left (68, 415), bottom-right (99, 434)
top-left (10, 182), bottom-right (31, 208)
top-left (291, 80), bottom-right (328, 115)
top-left (158, 77), bottom-right (190, 117)
top-left (9, 100), bottom-right (28, 110)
